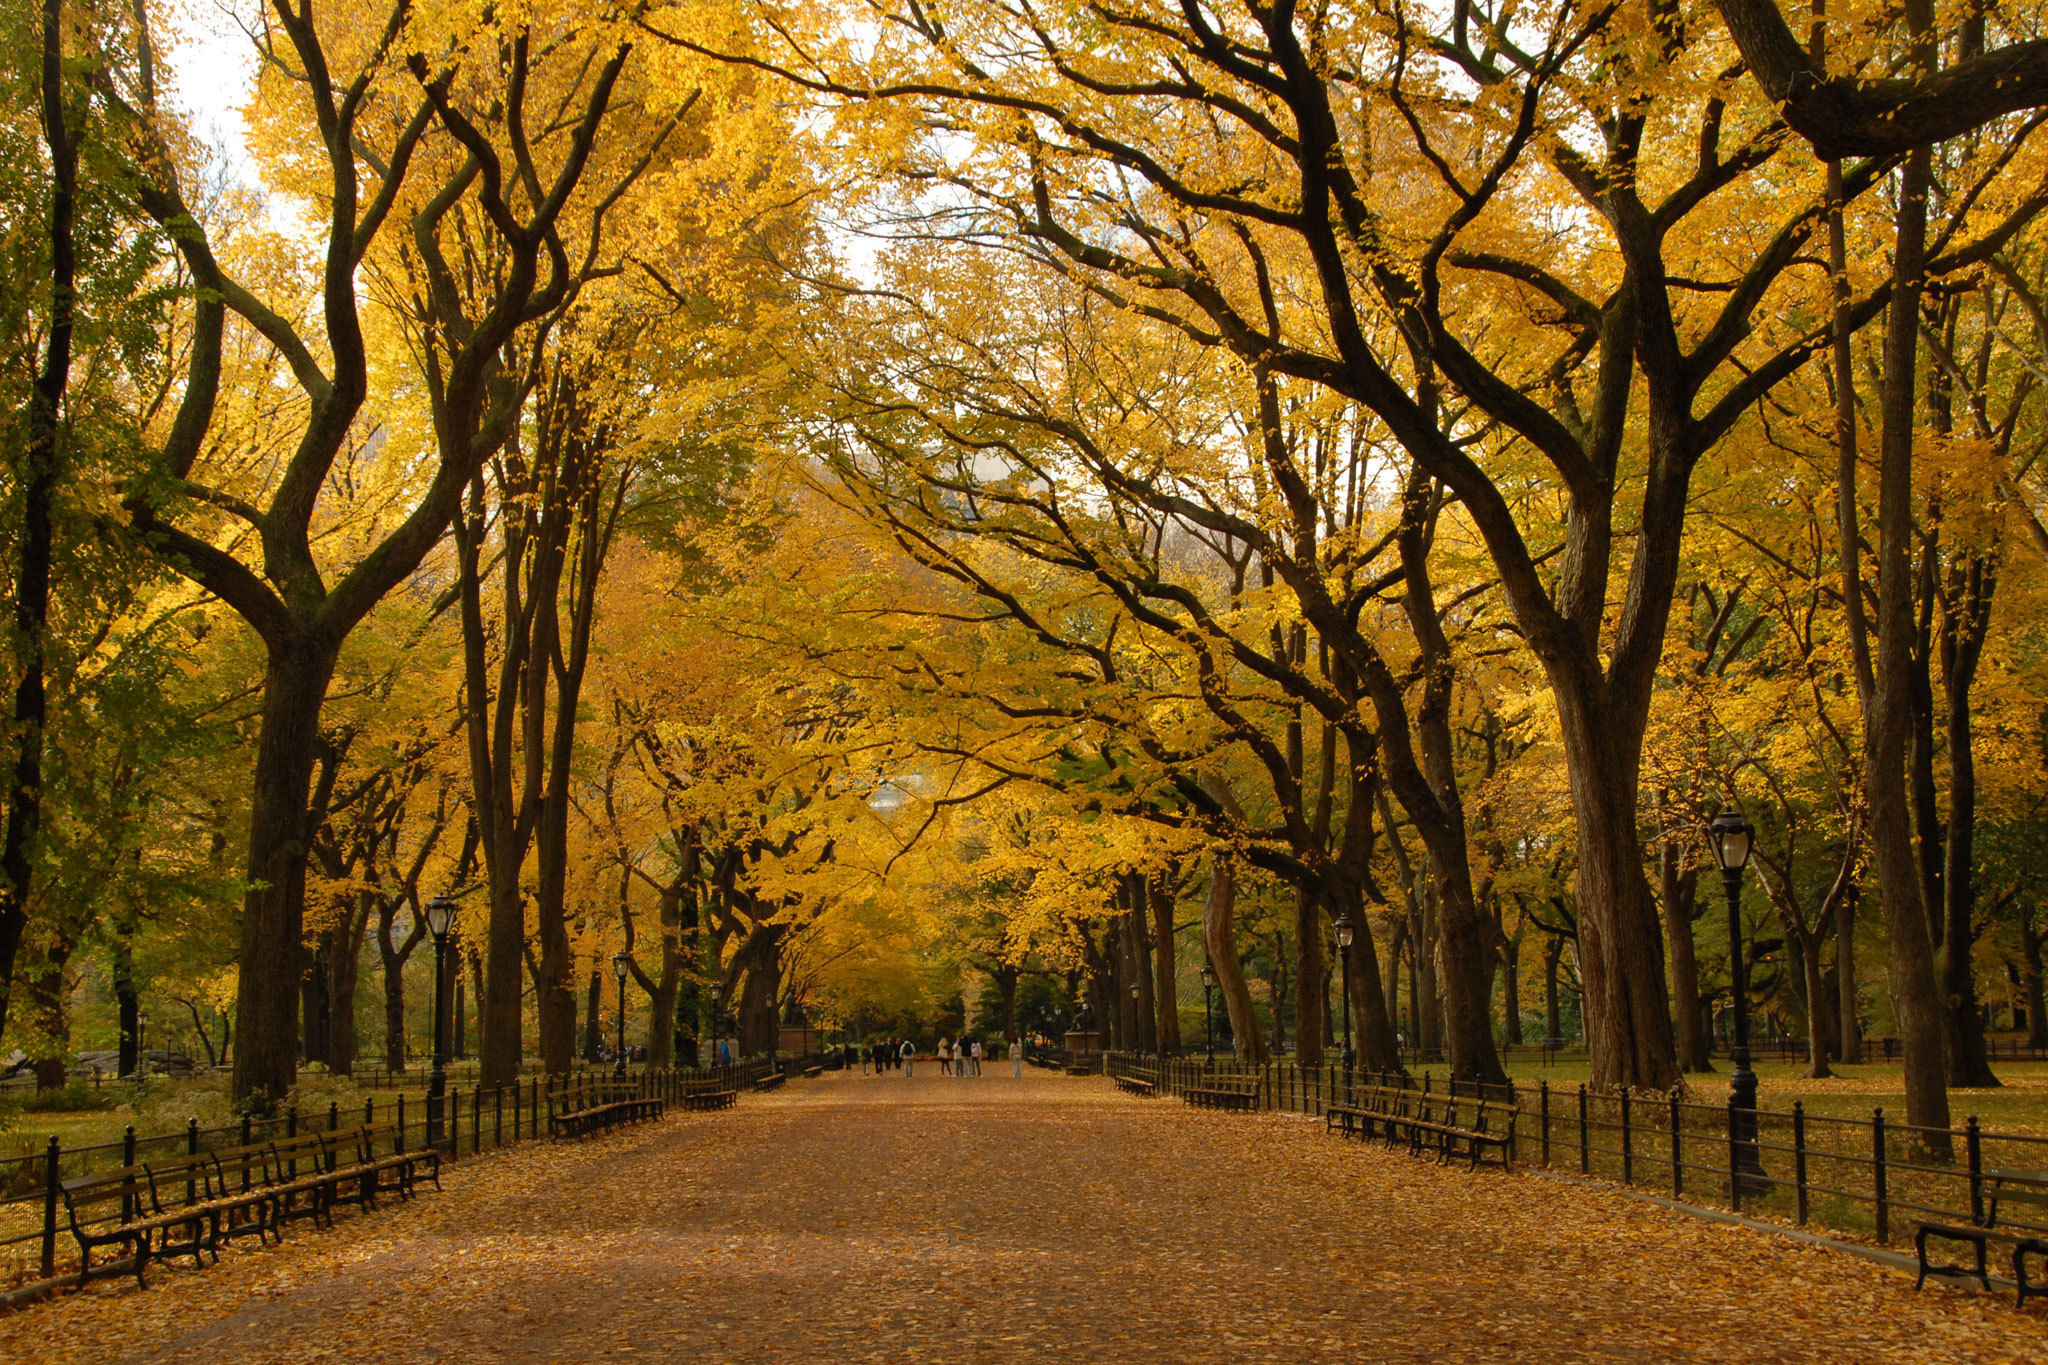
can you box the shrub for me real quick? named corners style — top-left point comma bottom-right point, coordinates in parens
top-left (22, 1081), bottom-right (114, 1113)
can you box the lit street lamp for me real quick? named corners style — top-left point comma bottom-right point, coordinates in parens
top-left (1706, 808), bottom-right (1767, 1192)
top-left (424, 894), bottom-right (456, 1148)
top-left (613, 950), bottom-right (632, 1076)
top-left (1200, 962), bottom-right (1217, 1068)
top-left (1334, 914), bottom-right (1356, 1073)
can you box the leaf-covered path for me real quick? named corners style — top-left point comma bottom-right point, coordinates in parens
top-left (5, 1071), bottom-right (2041, 1363)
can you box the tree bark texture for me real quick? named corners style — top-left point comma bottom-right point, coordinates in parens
top-left (1201, 855), bottom-right (1267, 1064)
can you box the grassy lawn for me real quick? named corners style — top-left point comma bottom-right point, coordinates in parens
top-left (1483, 1055), bottom-right (2048, 1135)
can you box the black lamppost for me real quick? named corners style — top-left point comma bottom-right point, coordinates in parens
top-left (424, 894), bottom-right (455, 1148)
top-left (1334, 914), bottom-right (1356, 1073)
top-left (136, 1008), bottom-right (148, 1074)
top-left (1706, 809), bottom-right (1766, 1190)
top-left (1201, 962), bottom-right (1217, 1068)
top-left (1130, 981), bottom-right (1142, 1057)
top-left (612, 950), bottom-right (631, 1076)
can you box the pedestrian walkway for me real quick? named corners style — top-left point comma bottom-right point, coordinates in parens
top-left (3, 1071), bottom-right (2037, 1362)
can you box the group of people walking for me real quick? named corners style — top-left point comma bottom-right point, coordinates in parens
top-left (851, 1039), bottom-right (914, 1075)
top-left (842, 1036), bottom-right (1025, 1078)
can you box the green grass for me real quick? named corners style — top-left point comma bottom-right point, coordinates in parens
top-left (1484, 1055), bottom-right (2048, 1134)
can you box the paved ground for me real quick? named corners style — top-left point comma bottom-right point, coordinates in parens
top-left (3, 1069), bottom-right (2042, 1363)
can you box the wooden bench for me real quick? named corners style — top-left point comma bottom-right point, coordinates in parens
top-left (1183, 1081), bottom-right (1258, 1112)
top-left (350, 1121), bottom-right (441, 1201)
top-left (1113, 1074), bottom-right (1157, 1098)
top-left (754, 1072), bottom-right (786, 1093)
top-left (1916, 1169), bottom-right (2048, 1305)
top-left (550, 1083), bottom-right (667, 1140)
top-left (61, 1164), bottom-right (213, 1288)
top-left (266, 1132), bottom-right (357, 1229)
top-left (802, 1064), bottom-right (823, 1079)
top-left (199, 1143), bottom-right (287, 1250)
top-left (680, 1088), bottom-right (737, 1112)
top-left (1326, 1085), bottom-right (1517, 1169)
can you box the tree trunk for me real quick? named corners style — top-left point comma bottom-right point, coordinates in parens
top-left (1501, 931), bottom-right (1522, 1046)
top-left (1553, 695), bottom-right (1678, 1091)
top-left (1294, 882), bottom-right (1324, 1065)
top-left (1839, 879), bottom-right (1863, 1063)
top-left (1543, 936), bottom-right (1564, 1045)
top-left (1795, 927), bottom-right (1834, 1080)
top-left (1128, 894), bottom-right (1156, 1053)
top-left (301, 938), bottom-right (330, 1067)
top-left (1151, 871), bottom-right (1180, 1053)
top-left (996, 963), bottom-right (1020, 1042)
top-left (113, 930), bottom-right (139, 1077)
top-left (375, 897), bottom-right (417, 1072)
top-left (0, 0), bottom-right (78, 1047)
top-left (1940, 558), bottom-right (1998, 1088)
top-left (2023, 911), bottom-right (2048, 1049)
top-left (1201, 855), bottom-right (1267, 1063)
top-left (328, 932), bottom-right (358, 1077)
top-left (232, 643), bottom-right (339, 1105)
top-left (24, 939), bottom-right (74, 1089)
top-left (1659, 843), bottom-right (1711, 1072)
top-left (1863, 136), bottom-right (1954, 1145)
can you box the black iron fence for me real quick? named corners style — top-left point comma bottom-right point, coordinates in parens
top-left (1104, 1052), bottom-right (2048, 1252)
top-left (0, 1057), bottom-right (773, 1293)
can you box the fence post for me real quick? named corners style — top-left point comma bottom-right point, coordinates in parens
top-left (1793, 1102), bottom-right (1808, 1226)
top-left (365, 1097), bottom-right (374, 1128)
top-left (1873, 1107), bottom-right (1889, 1242)
top-left (40, 1136), bottom-right (59, 1280)
top-left (514, 1079), bottom-right (522, 1140)
top-left (397, 1093), bottom-right (407, 1152)
top-left (496, 1085), bottom-right (504, 1147)
top-left (473, 1085), bottom-right (482, 1154)
top-left (1670, 1091), bottom-right (1682, 1199)
top-left (1967, 1115), bottom-right (1984, 1226)
top-left (1540, 1080), bottom-right (1551, 1168)
top-left (1577, 1084), bottom-right (1589, 1174)
top-left (1620, 1087), bottom-right (1632, 1186)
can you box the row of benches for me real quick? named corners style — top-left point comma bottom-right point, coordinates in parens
top-left (1325, 1083), bottom-right (1516, 1170)
top-left (548, 1084), bottom-right (668, 1140)
top-left (61, 1069), bottom-right (772, 1291)
top-left (62, 1123), bottom-right (440, 1289)
top-left (1183, 1079), bottom-right (1259, 1112)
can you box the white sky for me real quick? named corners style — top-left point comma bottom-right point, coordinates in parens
top-left (165, 1), bottom-right (258, 178)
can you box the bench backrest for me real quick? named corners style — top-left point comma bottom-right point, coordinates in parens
top-left (62, 1166), bottom-right (154, 1224)
top-left (269, 1133), bottom-right (334, 1177)
top-left (356, 1123), bottom-right (407, 1159)
top-left (143, 1153), bottom-right (216, 1210)
top-left (209, 1142), bottom-right (280, 1194)
top-left (1991, 1174), bottom-right (2048, 1226)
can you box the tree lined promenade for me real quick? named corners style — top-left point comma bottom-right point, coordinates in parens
top-left (0, 1072), bottom-right (2038, 1363)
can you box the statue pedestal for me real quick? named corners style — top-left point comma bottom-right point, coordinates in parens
top-left (777, 1024), bottom-right (815, 1057)
top-left (1064, 1030), bottom-right (1101, 1053)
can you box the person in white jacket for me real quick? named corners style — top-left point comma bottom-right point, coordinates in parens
top-left (899, 1038), bottom-right (915, 1077)
top-left (1008, 1037), bottom-right (1023, 1077)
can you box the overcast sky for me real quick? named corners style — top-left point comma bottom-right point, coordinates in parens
top-left (166, 1), bottom-right (257, 175)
